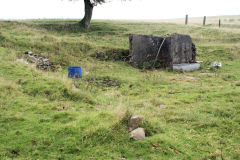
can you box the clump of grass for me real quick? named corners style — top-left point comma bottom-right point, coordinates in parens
top-left (141, 120), bottom-right (162, 137)
top-left (222, 74), bottom-right (237, 81)
top-left (91, 48), bottom-right (129, 61)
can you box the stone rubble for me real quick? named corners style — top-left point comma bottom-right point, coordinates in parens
top-left (36, 57), bottom-right (50, 71)
top-left (24, 51), bottom-right (51, 71)
top-left (130, 128), bottom-right (145, 141)
top-left (128, 115), bottom-right (146, 141)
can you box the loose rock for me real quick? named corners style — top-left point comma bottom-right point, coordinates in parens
top-left (130, 128), bottom-right (145, 141)
top-left (128, 115), bottom-right (143, 132)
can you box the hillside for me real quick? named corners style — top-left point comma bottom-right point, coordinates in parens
top-left (0, 19), bottom-right (240, 159)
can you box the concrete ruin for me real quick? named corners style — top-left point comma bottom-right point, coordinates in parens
top-left (129, 33), bottom-right (197, 69)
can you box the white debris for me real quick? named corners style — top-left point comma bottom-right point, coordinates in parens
top-left (211, 62), bottom-right (222, 68)
top-left (23, 51), bottom-right (52, 71)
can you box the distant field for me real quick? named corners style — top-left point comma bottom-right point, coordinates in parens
top-left (0, 17), bottom-right (240, 160)
top-left (156, 15), bottom-right (240, 31)
top-left (108, 15), bottom-right (240, 32)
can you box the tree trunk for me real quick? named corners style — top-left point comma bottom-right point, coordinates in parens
top-left (80, 0), bottom-right (93, 29)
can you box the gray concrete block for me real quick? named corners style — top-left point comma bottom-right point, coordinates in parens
top-left (172, 63), bottom-right (200, 72)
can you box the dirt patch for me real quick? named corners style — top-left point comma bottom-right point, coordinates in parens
top-left (91, 49), bottom-right (129, 61)
top-left (86, 76), bottom-right (121, 90)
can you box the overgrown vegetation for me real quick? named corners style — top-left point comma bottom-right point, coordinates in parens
top-left (0, 17), bottom-right (240, 159)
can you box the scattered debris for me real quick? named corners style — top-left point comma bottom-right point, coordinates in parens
top-left (211, 62), bottom-right (222, 69)
top-left (25, 51), bottom-right (37, 63)
top-left (130, 128), bottom-right (145, 141)
top-left (128, 115), bottom-right (143, 132)
top-left (22, 51), bottom-right (54, 71)
top-left (36, 57), bottom-right (51, 71)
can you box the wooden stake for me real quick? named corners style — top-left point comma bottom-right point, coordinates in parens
top-left (185, 15), bottom-right (188, 25)
top-left (203, 16), bottom-right (206, 26)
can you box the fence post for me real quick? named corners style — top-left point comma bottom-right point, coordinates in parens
top-left (219, 19), bottom-right (221, 28)
top-left (203, 16), bottom-right (206, 26)
top-left (185, 15), bottom-right (188, 25)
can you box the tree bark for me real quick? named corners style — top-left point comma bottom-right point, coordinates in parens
top-left (80, 0), bottom-right (94, 29)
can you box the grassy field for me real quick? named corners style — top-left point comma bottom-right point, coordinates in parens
top-left (155, 15), bottom-right (240, 32)
top-left (0, 16), bottom-right (240, 160)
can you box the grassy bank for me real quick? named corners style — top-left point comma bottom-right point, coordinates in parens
top-left (0, 18), bottom-right (240, 159)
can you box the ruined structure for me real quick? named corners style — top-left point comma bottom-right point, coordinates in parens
top-left (129, 33), bottom-right (197, 68)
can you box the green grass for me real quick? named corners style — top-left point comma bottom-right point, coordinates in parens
top-left (0, 18), bottom-right (240, 160)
